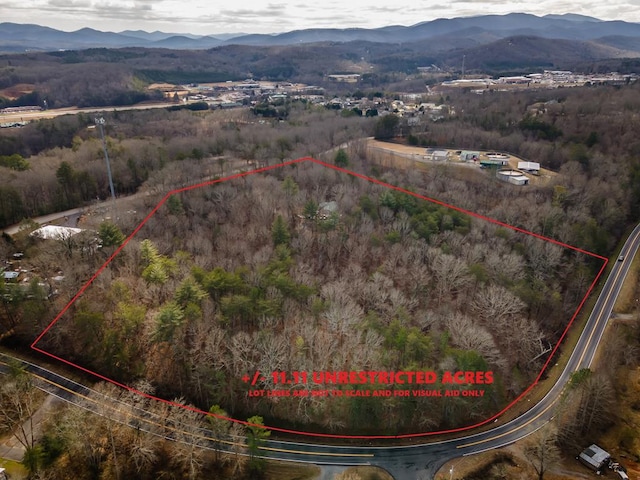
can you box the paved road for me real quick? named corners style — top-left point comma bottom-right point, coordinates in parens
top-left (1, 223), bottom-right (637, 479)
top-left (6, 107), bottom-right (614, 475)
top-left (579, 225), bottom-right (640, 369)
top-left (0, 102), bottom-right (174, 123)
top-left (1, 160), bottom-right (251, 236)
top-left (2, 207), bottom-right (85, 236)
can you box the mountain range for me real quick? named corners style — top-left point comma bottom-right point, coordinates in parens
top-left (1, 13), bottom-right (640, 54)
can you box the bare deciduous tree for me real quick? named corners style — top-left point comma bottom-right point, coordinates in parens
top-left (472, 286), bottom-right (526, 324)
top-left (523, 424), bottom-right (561, 480)
top-left (0, 364), bottom-right (41, 451)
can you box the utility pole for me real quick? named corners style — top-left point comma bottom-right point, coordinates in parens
top-left (95, 117), bottom-right (117, 219)
top-left (461, 55), bottom-right (465, 79)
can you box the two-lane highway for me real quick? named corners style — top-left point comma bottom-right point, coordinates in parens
top-left (3, 223), bottom-right (639, 479)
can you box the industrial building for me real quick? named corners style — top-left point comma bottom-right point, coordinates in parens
top-left (496, 170), bottom-right (529, 186)
top-left (424, 148), bottom-right (448, 161)
top-left (486, 152), bottom-right (510, 163)
top-left (518, 161), bottom-right (540, 174)
top-left (459, 151), bottom-right (480, 161)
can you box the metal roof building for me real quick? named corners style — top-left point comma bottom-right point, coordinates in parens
top-left (497, 170), bottom-right (529, 186)
top-left (579, 444), bottom-right (610, 472)
top-left (460, 151), bottom-right (480, 161)
top-left (425, 148), bottom-right (448, 161)
top-left (518, 161), bottom-right (540, 172)
top-left (2, 270), bottom-right (19, 281)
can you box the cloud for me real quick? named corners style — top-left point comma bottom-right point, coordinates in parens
top-left (220, 4), bottom-right (288, 19)
top-left (47, 0), bottom-right (92, 8)
top-left (1, 0), bottom-right (639, 35)
top-left (20, 0), bottom-right (159, 22)
top-left (368, 5), bottom-right (405, 13)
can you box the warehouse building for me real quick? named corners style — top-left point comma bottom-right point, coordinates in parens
top-left (497, 170), bottom-right (529, 186)
top-left (518, 161), bottom-right (540, 174)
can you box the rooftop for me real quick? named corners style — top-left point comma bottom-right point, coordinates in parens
top-left (579, 444), bottom-right (610, 467)
top-left (30, 225), bottom-right (83, 240)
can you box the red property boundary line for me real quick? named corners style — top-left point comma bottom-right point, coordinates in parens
top-left (31, 157), bottom-right (608, 440)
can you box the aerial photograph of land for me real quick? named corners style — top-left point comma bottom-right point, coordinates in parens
top-left (1, 1), bottom-right (640, 479)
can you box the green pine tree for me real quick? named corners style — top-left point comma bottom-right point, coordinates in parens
top-left (334, 148), bottom-right (349, 167)
top-left (271, 215), bottom-right (290, 247)
top-left (98, 221), bottom-right (125, 247)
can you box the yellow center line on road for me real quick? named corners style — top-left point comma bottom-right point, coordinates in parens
top-left (576, 230), bottom-right (640, 368)
top-left (4, 237), bottom-right (636, 459)
top-left (261, 445), bottom-right (373, 457)
top-left (458, 242), bottom-right (640, 450)
top-left (0, 360), bottom-right (373, 458)
top-left (456, 396), bottom-right (557, 449)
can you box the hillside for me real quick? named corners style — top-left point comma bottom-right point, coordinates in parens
top-left (453, 36), bottom-right (639, 71)
top-left (1, 13), bottom-right (640, 53)
top-left (0, 32), bottom-right (638, 111)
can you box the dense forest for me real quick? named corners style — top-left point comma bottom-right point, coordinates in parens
top-left (34, 158), bottom-right (593, 434)
top-left (2, 80), bottom-right (640, 478)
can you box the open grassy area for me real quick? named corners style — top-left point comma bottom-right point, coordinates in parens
top-left (0, 458), bottom-right (27, 479)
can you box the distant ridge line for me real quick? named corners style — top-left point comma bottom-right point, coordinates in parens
top-left (1, 13), bottom-right (640, 52)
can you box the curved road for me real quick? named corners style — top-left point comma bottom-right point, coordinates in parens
top-left (2, 224), bottom-right (639, 479)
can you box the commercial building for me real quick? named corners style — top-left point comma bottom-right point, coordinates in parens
top-left (425, 148), bottom-right (448, 161)
top-left (497, 170), bottom-right (529, 186)
top-left (460, 151), bottom-right (480, 161)
top-left (518, 161), bottom-right (540, 173)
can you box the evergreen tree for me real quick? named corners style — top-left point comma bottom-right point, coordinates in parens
top-left (374, 114), bottom-right (399, 140)
top-left (246, 415), bottom-right (270, 473)
top-left (334, 148), bottom-right (349, 167)
top-left (303, 199), bottom-right (318, 219)
top-left (282, 175), bottom-right (299, 196)
top-left (98, 221), bottom-right (125, 247)
top-left (153, 301), bottom-right (185, 342)
top-left (271, 215), bottom-right (290, 247)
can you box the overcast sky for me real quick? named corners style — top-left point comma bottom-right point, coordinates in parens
top-left (1, 0), bottom-right (639, 35)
